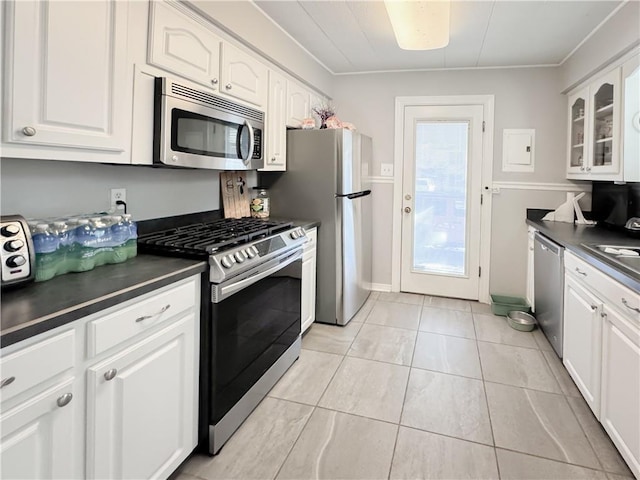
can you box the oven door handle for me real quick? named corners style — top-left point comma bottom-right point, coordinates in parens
top-left (213, 250), bottom-right (302, 303)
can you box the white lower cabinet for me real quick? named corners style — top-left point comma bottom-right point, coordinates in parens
top-left (563, 251), bottom-right (640, 478)
top-left (563, 274), bottom-right (602, 416)
top-left (86, 313), bottom-right (196, 480)
top-left (1, 379), bottom-right (78, 480)
top-left (301, 227), bottom-right (317, 333)
top-left (600, 304), bottom-right (640, 477)
top-left (0, 274), bottom-right (200, 480)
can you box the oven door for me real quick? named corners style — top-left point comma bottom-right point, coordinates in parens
top-left (157, 94), bottom-right (263, 171)
top-left (209, 250), bottom-right (302, 426)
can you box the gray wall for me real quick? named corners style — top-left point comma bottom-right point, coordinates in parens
top-left (332, 67), bottom-right (582, 296)
top-left (0, 158), bottom-right (256, 221)
top-left (560, 1), bottom-right (640, 92)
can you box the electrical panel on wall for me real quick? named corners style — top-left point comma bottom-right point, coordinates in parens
top-left (502, 129), bottom-right (535, 173)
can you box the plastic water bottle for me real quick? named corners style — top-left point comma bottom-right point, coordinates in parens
top-left (32, 223), bottom-right (61, 282)
top-left (89, 216), bottom-right (112, 266)
top-left (122, 214), bottom-right (138, 259)
top-left (110, 215), bottom-right (129, 263)
top-left (69, 219), bottom-right (96, 272)
top-left (51, 220), bottom-right (72, 275)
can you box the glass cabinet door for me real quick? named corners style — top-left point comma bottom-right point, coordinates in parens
top-left (567, 88), bottom-right (588, 174)
top-left (589, 68), bottom-right (621, 175)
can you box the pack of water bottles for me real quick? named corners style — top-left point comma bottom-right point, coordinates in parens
top-left (28, 213), bottom-right (138, 282)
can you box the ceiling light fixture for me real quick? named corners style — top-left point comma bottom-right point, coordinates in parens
top-left (384, 0), bottom-right (450, 51)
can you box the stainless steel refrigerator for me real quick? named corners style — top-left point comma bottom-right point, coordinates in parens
top-left (268, 128), bottom-right (372, 325)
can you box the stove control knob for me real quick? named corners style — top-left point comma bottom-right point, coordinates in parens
top-left (246, 248), bottom-right (256, 259)
top-left (4, 239), bottom-right (24, 252)
top-left (1, 224), bottom-right (20, 237)
top-left (6, 255), bottom-right (26, 268)
top-left (221, 256), bottom-right (233, 269)
top-left (290, 231), bottom-right (299, 240)
top-left (234, 251), bottom-right (245, 263)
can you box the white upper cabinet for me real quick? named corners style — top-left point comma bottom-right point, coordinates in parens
top-left (262, 70), bottom-right (287, 171)
top-left (567, 67), bottom-right (622, 180)
top-left (3, 0), bottom-right (130, 161)
top-left (286, 80), bottom-right (311, 128)
top-left (220, 43), bottom-right (268, 107)
top-left (622, 52), bottom-right (640, 182)
top-left (148, 0), bottom-right (222, 92)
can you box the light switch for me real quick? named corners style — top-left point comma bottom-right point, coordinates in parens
top-left (381, 163), bottom-right (393, 176)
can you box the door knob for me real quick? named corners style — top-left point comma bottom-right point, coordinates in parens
top-left (404, 207), bottom-right (411, 213)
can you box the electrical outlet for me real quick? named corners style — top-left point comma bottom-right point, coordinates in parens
top-left (381, 163), bottom-right (394, 176)
top-left (110, 188), bottom-right (127, 211)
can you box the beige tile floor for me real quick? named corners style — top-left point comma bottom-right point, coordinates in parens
top-left (176, 293), bottom-right (634, 480)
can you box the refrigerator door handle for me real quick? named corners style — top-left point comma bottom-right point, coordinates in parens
top-left (335, 190), bottom-right (371, 200)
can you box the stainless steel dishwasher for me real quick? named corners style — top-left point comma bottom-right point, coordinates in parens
top-left (534, 232), bottom-right (565, 357)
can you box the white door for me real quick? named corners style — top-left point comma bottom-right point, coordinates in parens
top-left (85, 315), bottom-right (196, 480)
top-left (7, 0), bottom-right (129, 154)
top-left (400, 104), bottom-right (484, 299)
top-left (600, 305), bottom-right (640, 477)
top-left (220, 43), bottom-right (268, 107)
top-left (563, 275), bottom-right (602, 417)
top-left (1, 380), bottom-right (77, 480)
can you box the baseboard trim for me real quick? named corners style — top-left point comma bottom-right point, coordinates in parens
top-left (371, 283), bottom-right (392, 292)
top-left (492, 181), bottom-right (591, 192)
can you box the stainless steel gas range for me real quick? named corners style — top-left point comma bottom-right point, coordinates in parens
top-left (138, 215), bottom-right (307, 455)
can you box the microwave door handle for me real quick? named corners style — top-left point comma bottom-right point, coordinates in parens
top-left (241, 120), bottom-right (254, 165)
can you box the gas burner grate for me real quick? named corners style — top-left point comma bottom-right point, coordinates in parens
top-left (138, 218), bottom-right (293, 256)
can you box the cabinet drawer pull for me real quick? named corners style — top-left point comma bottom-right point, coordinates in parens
top-left (22, 126), bottom-right (36, 136)
top-left (135, 304), bottom-right (171, 322)
top-left (575, 267), bottom-right (587, 276)
top-left (104, 369), bottom-right (118, 381)
top-left (56, 393), bottom-right (73, 407)
top-left (0, 376), bottom-right (16, 388)
top-left (621, 298), bottom-right (640, 313)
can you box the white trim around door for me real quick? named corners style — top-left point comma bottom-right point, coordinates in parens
top-left (391, 95), bottom-right (495, 303)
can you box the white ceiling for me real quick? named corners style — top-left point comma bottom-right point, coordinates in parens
top-left (253, 0), bottom-right (624, 74)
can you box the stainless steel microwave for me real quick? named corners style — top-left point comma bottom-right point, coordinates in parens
top-left (154, 77), bottom-right (264, 170)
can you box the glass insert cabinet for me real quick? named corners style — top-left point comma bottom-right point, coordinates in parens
top-left (567, 67), bottom-right (621, 179)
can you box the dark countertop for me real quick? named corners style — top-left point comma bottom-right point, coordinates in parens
top-left (1, 255), bottom-right (207, 348)
top-left (526, 210), bottom-right (640, 293)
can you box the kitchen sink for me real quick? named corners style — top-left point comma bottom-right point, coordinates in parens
top-left (581, 244), bottom-right (640, 277)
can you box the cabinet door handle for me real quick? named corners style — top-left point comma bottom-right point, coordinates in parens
top-left (225, 84), bottom-right (232, 90)
top-left (0, 376), bottom-right (16, 388)
top-left (211, 78), bottom-right (218, 85)
top-left (590, 305), bottom-right (598, 312)
top-left (575, 267), bottom-right (587, 276)
top-left (22, 126), bottom-right (36, 136)
top-left (56, 393), bottom-right (73, 407)
top-left (621, 298), bottom-right (640, 313)
top-left (580, 166), bottom-right (585, 171)
top-left (135, 304), bottom-right (171, 322)
top-left (601, 312), bottom-right (607, 319)
top-left (104, 369), bottom-right (118, 381)
top-left (586, 166), bottom-right (591, 172)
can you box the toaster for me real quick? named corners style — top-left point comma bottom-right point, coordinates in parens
top-left (1, 215), bottom-right (35, 288)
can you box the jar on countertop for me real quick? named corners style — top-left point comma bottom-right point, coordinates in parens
top-left (250, 187), bottom-right (270, 218)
